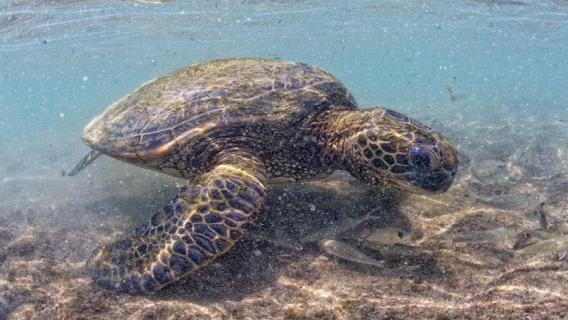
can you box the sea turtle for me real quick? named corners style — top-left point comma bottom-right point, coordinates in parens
top-left (69, 58), bottom-right (458, 293)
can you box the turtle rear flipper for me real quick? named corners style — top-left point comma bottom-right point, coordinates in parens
top-left (67, 149), bottom-right (101, 176)
top-left (86, 151), bottom-right (268, 293)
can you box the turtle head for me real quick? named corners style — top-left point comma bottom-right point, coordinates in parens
top-left (344, 107), bottom-right (458, 194)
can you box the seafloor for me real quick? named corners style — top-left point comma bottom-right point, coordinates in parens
top-left (1, 105), bottom-right (568, 319)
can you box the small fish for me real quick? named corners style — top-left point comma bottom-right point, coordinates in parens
top-left (515, 235), bottom-right (568, 256)
top-left (302, 214), bottom-right (376, 243)
top-left (452, 226), bottom-right (550, 251)
top-left (453, 226), bottom-right (521, 243)
top-left (476, 193), bottom-right (538, 210)
top-left (318, 239), bottom-right (384, 268)
top-left (359, 227), bottom-right (412, 246)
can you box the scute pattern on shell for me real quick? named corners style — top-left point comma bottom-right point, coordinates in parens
top-left (85, 58), bottom-right (356, 154)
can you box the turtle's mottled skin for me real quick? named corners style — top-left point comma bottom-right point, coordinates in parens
top-left (73, 58), bottom-right (458, 293)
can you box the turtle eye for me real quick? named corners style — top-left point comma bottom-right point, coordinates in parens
top-left (409, 145), bottom-right (431, 171)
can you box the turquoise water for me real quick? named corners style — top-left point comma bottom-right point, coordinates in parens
top-left (2, 0), bottom-right (568, 318)
top-left (2, 0), bottom-right (567, 147)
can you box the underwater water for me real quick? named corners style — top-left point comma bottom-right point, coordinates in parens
top-left (1, 0), bottom-right (568, 318)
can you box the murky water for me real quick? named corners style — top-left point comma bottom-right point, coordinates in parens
top-left (1, 0), bottom-right (568, 319)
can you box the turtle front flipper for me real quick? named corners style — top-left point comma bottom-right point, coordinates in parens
top-left (86, 151), bottom-right (268, 293)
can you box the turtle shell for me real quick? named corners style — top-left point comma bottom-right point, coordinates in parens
top-left (83, 58), bottom-right (357, 161)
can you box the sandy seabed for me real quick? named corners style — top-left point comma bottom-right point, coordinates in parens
top-left (1, 107), bottom-right (568, 320)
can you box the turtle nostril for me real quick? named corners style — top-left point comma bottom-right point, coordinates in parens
top-left (409, 145), bottom-right (431, 171)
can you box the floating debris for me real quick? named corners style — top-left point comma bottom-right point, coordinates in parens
top-left (446, 84), bottom-right (467, 103)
